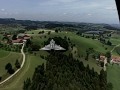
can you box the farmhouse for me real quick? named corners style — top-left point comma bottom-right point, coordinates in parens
top-left (12, 39), bottom-right (23, 45)
top-left (11, 34), bottom-right (31, 44)
top-left (96, 55), bottom-right (107, 68)
top-left (111, 56), bottom-right (120, 64)
top-left (99, 55), bottom-right (106, 62)
top-left (97, 55), bottom-right (120, 64)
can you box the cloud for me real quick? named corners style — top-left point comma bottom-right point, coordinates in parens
top-left (1, 8), bottom-right (5, 11)
top-left (105, 7), bottom-right (116, 10)
top-left (63, 13), bottom-right (67, 15)
top-left (0, 0), bottom-right (119, 24)
top-left (87, 14), bottom-right (92, 16)
top-left (57, 0), bottom-right (78, 3)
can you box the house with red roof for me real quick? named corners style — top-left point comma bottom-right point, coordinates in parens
top-left (12, 34), bottom-right (31, 45)
top-left (18, 34), bottom-right (31, 40)
top-left (111, 56), bottom-right (120, 64)
top-left (12, 39), bottom-right (23, 45)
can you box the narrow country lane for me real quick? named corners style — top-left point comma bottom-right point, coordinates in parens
top-left (111, 44), bottom-right (120, 53)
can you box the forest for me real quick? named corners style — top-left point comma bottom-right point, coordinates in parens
top-left (23, 51), bottom-right (111, 90)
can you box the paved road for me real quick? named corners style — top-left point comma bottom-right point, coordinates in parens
top-left (0, 43), bottom-right (26, 85)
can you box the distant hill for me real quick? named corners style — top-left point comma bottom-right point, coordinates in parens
top-left (110, 24), bottom-right (120, 29)
top-left (0, 18), bottom-right (120, 31)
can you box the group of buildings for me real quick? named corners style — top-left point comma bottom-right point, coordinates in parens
top-left (12, 34), bottom-right (31, 44)
top-left (3, 34), bottom-right (31, 45)
top-left (98, 55), bottom-right (120, 65)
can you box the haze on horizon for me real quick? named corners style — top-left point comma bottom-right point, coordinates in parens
top-left (0, 0), bottom-right (119, 24)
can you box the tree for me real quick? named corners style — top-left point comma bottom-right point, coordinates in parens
top-left (85, 49), bottom-right (90, 61)
top-left (5, 63), bottom-right (15, 74)
top-left (105, 52), bottom-right (111, 63)
top-left (30, 44), bottom-right (40, 51)
top-left (23, 52), bottom-right (108, 90)
top-left (12, 34), bottom-right (17, 40)
top-left (23, 78), bottom-right (31, 90)
top-left (92, 34), bottom-right (95, 39)
top-left (5, 63), bottom-right (12, 71)
top-left (100, 62), bottom-right (104, 67)
top-left (107, 82), bottom-right (113, 90)
top-left (42, 31), bottom-right (44, 34)
top-left (44, 36), bottom-right (46, 38)
top-left (26, 39), bottom-right (32, 48)
top-left (15, 59), bottom-right (21, 69)
top-left (0, 76), bottom-right (2, 81)
top-left (107, 40), bottom-right (112, 46)
top-left (55, 29), bottom-right (58, 33)
top-left (99, 69), bottom-right (107, 90)
top-left (48, 31), bottom-right (51, 35)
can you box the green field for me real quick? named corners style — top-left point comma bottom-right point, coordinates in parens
top-left (0, 52), bottom-right (22, 76)
top-left (110, 38), bottom-right (120, 45)
top-left (107, 64), bottom-right (120, 90)
top-left (0, 54), bottom-right (46, 90)
top-left (28, 29), bottom-right (113, 55)
top-left (0, 34), bottom-right (3, 40)
top-left (27, 30), bottom-right (115, 66)
top-left (1, 29), bottom-right (120, 89)
top-left (0, 50), bottom-right (10, 58)
top-left (25, 29), bottom-right (113, 73)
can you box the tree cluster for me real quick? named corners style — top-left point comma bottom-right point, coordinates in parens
top-left (38, 31), bottom-right (44, 34)
top-left (23, 52), bottom-right (110, 90)
top-left (5, 63), bottom-right (15, 74)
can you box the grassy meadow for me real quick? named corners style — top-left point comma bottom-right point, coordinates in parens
top-left (0, 52), bottom-right (22, 76)
top-left (0, 54), bottom-right (46, 90)
top-left (0, 29), bottom-right (120, 90)
top-left (107, 64), bottom-right (120, 90)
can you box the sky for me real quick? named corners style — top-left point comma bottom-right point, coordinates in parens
top-left (0, 0), bottom-right (119, 24)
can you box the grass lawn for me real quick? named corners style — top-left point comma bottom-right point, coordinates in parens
top-left (110, 38), bottom-right (120, 45)
top-left (0, 52), bottom-right (22, 76)
top-left (107, 64), bottom-right (120, 90)
top-left (0, 34), bottom-right (3, 40)
top-left (0, 54), bottom-right (46, 90)
top-left (29, 30), bottom-right (113, 55)
top-left (25, 30), bottom-right (114, 73)
top-left (1, 29), bottom-right (118, 89)
top-left (79, 57), bottom-right (103, 74)
top-left (0, 50), bottom-right (10, 58)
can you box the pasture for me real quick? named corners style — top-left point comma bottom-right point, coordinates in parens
top-left (0, 55), bottom-right (46, 90)
top-left (1, 29), bottom-right (120, 90)
top-left (107, 64), bottom-right (120, 90)
top-left (0, 52), bottom-right (22, 76)
top-left (0, 50), bottom-right (10, 58)
top-left (28, 30), bottom-right (114, 55)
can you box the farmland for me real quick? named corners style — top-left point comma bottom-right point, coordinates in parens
top-left (0, 26), bottom-right (120, 90)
